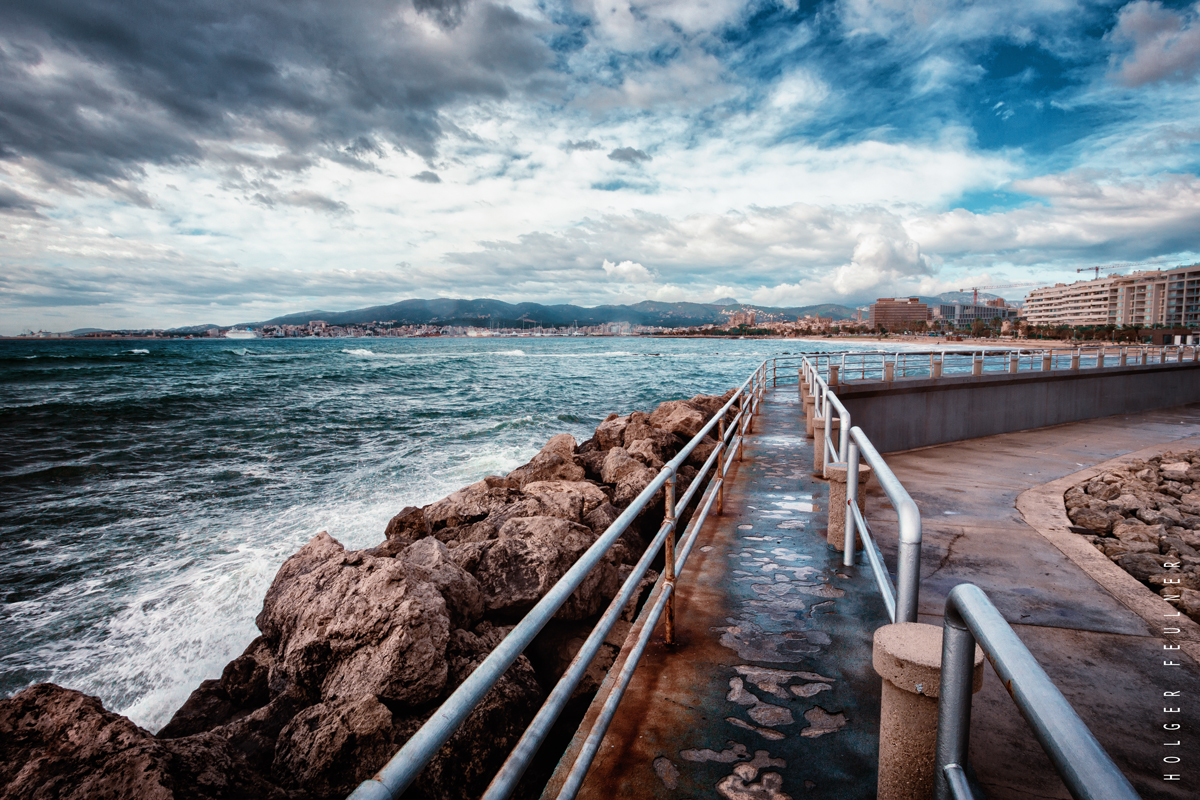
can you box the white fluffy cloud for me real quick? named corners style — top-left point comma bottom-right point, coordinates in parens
top-left (1109, 1), bottom-right (1200, 86)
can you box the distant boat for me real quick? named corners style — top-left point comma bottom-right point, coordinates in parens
top-left (224, 329), bottom-right (258, 340)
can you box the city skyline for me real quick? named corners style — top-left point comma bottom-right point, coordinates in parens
top-left (3, 1), bottom-right (1200, 334)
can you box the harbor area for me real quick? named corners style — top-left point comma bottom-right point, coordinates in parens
top-left (551, 388), bottom-right (1200, 800)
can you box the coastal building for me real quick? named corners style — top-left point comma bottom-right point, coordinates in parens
top-left (931, 300), bottom-right (1017, 328)
top-left (1023, 264), bottom-right (1200, 327)
top-left (868, 297), bottom-right (928, 329)
top-left (728, 310), bottom-right (757, 327)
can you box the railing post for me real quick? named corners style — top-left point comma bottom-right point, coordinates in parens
top-left (663, 473), bottom-right (677, 645)
top-left (844, 442), bottom-right (860, 567)
top-left (1042, 351), bottom-right (1052, 371)
top-left (1097, 349), bottom-right (1105, 368)
top-left (716, 420), bottom-right (725, 514)
top-left (1070, 349), bottom-right (1080, 370)
top-left (932, 355), bottom-right (942, 378)
top-left (1119, 347), bottom-right (1127, 367)
top-left (829, 363), bottom-right (840, 387)
top-left (1008, 352), bottom-right (1018, 373)
top-left (934, 603), bottom-right (982, 800)
top-left (884, 358), bottom-right (895, 382)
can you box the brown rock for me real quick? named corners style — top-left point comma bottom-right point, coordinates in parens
top-left (474, 516), bottom-right (619, 620)
top-left (593, 414), bottom-right (630, 450)
top-left (1086, 480), bottom-right (1120, 501)
top-left (383, 505), bottom-right (430, 548)
top-left (255, 532), bottom-right (450, 709)
top-left (648, 400), bottom-right (707, 439)
top-left (402, 538), bottom-right (485, 629)
top-left (626, 438), bottom-right (665, 470)
top-left (522, 479), bottom-right (609, 515)
top-left (0, 684), bottom-right (285, 800)
top-left (600, 447), bottom-right (659, 507)
top-left (1115, 552), bottom-right (1170, 582)
top-left (1112, 518), bottom-right (1163, 544)
top-left (1137, 504), bottom-right (1183, 527)
top-left (506, 452), bottom-right (586, 488)
top-left (1067, 506), bottom-right (1115, 533)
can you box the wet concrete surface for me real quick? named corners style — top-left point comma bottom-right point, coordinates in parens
top-left (880, 404), bottom-right (1200, 799)
top-left (565, 388), bottom-right (890, 800)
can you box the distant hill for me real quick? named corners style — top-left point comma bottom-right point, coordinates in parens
top-left (245, 298), bottom-right (857, 329)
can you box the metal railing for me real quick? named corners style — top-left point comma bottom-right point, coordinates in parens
top-left (770, 344), bottom-right (1200, 386)
top-left (348, 361), bottom-right (771, 800)
top-left (795, 355), bottom-right (922, 624)
top-left (935, 584), bottom-right (1141, 800)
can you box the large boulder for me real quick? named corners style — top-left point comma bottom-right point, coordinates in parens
top-left (600, 447), bottom-right (659, 507)
top-left (0, 684), bottom-right (286, 800)
top-left (255, 532), bottom-right (451, 709)
top-left (1067, 506), bottom-right (1115, 533)
top-left (593, 414), bottom-right (629, 450)
top-left (402, 538), bottom-right (485, 629)
top-left (473, 516), bottom-right (619, 620)
top-left (648, 400), bottom-right (707, 439)
top-left (383, 506), bottom-right (430, 549)
top-left (522, 480), bottom-right (609, 515)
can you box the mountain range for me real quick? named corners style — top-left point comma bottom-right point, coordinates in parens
top-left (219, 298), bottom-right (861, 330)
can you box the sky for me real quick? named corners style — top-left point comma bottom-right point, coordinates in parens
top-left (3, 0), bottom-right (1200, 332)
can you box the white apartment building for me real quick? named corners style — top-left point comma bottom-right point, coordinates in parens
top-left (931, 300), bottom-right (1016, 327)
top-left (1023, 264), bottom-right (1200, 327)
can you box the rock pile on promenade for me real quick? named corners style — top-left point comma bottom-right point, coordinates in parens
top-left (1064, 451), bottom-right (1200, 622)
top-left (0, 390), bottom-right (736, 800)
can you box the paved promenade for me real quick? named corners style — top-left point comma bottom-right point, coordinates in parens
top-left (549, 389), bottom-right (1200, 800)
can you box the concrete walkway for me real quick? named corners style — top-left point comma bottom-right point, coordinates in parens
top-left (547, 387), bottom-right (890, 800)
top-left (549, 391), bottom-right (1200, 800)
top-left (874, 403), bottom-right (1200, 799)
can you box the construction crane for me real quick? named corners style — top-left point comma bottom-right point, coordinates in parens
top-left (957, 282), bottom-right (1045, 306)
top-left (1076, 261), bottom-right (1170, 280)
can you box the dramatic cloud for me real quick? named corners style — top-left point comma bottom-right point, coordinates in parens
top-left (1109, 1), bottom-right (1200, 86)
top-left (3, 0), bottom-right (1200, 332)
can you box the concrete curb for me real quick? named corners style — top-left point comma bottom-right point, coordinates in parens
top-left (1015, 435), bottom-right (1200, 666)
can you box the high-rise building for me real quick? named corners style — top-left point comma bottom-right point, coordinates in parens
top-left (1023, 265), bottom-right (1200, 327)
top-left (931, 301), bottom-right (1016, 327)
top-left (868, 297), bottom-right (929, 329)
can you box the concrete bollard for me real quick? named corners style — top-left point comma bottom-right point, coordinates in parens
top-left (1007, 353), bottom-right (1018, 373)
top-left (1120, 348), bottom-right (1128, 366)
top-left (884, 362), bottom-right (895, 382)
top-left (971, 356), bottom-right (982, 376)
top-left (1041, 353), bottom-right (1052, 371)
top-left (813, 415), bottom-right (839, 477)
top-left (931, 358), bottom-right (942, 378)
top-left (874, 623), bottom-right (984, 800)
top-left (829, 364), bottom-right (840, 387)
top-left (1070, 351), bottom-right (1080, 370)
top-left (803, 396), bottom-right (817, 437)
top-left (826, 461), bottom-right (873, 550)
top-left (1097, 350), bottom-right (1105, 368)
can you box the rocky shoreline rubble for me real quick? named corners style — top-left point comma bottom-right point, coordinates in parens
top-left (0, 390), bottom-right (737, 800)
top-left (1064, 451), bottom-right (1200, 622)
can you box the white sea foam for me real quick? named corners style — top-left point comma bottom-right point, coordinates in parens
top-left (494, 349), bottom-right (526, 356)
top-left (129, 349), bottom-right (149, 355)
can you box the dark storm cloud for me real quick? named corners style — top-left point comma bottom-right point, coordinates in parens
top-left (0, 185), bottom-right (43, 215)
top-left (607, 147), bottom-right (650, 164)
top-left (413, 170), bottom-right (442, 183)
top-left (0, 0), bottom-right (553, 184)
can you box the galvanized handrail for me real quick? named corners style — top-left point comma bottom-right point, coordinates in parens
top-left (770, 344), bottom-right (1199, 386)
top-left (844, 426), bottom-right (921, 623)
top-left (936, 583), bottom-right (1141, 800)
top-left (348, 361), bottom-right (769, 800)
top-left (800, 356), bottom-right (850, 475)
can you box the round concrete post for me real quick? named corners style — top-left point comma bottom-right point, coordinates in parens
top-left (1070, 351), bottom-right (1080, 370)
top-left (931, 358), bottom-right (942, 378)
top-left (829, 364), bottom-right (840, 387)
top-left (1119, 348), bottom-right (1127, 366)
top-left (803, 396), bottom-right (817, 437)
top-left (1096, 350), bottom-right (1105, 368)
top-left (971, 355), bottom-right (982, 376)
top-left (1007, 353), bottom-right (1018, 373)
top-left (813, 415), bottom-right (839, 476)
top-left (874, 623), bottom-right (984, 800)
top-left (826, 461), bottom-right (873, 549)
top-left (1041, 353), bottom-right (1052, 371)
top-left (884, 361), bottom-right (895, 382)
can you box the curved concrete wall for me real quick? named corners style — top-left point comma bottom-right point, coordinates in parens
top-left (836, 361), bottom-right (1200, 453)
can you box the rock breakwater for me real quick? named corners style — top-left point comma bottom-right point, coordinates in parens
top-left (0, 390), bottom-right (736, 800)
top-left (1064, 450), bottom-right (1200, 622)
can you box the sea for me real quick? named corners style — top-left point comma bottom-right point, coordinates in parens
top-left (0, 335), bottom-right (929, 732)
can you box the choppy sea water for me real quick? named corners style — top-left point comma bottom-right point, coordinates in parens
top-left (0, 336), bottom-right (900, 731)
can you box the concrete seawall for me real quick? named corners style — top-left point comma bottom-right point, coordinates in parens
top-left (835, 360), bottom-right (1200, 452)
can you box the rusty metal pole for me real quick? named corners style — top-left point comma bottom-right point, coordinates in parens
top-left (663, 474), bottom-right (677, 645)
top-left (717, 419), bottom-right (725, 514)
